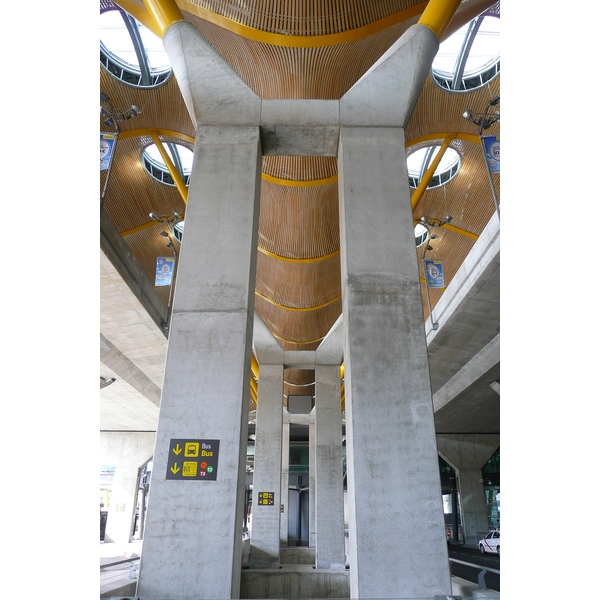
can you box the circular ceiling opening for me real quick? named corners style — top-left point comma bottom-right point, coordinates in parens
top-left (432, 15), bottom-right (500, 92)
top-left (142, 143), bottom-right (194, 187)
top-left (100, 8), bottom-right (172, 88)
top-left (407, 146), bottom-right (461, 189)
top-left (414, 223), bottom-right (430, 248)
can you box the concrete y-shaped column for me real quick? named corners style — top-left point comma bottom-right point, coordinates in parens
top-left (314, 316), bottom-right (346, 569)
top-left (280, 407), bottom-right (290, 546)
top-left (250, 312), bottom-right (284, 567)
top-left (437, 434), bottom-right (500, 545)
top-left (137, 21), bottom-right (262, 600)
top-left (338, 23), bottom-right (452, 599)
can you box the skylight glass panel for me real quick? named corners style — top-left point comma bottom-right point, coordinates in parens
top-left (463, 17), bottom-right (500, 76)
top-left (138, 23), bottom-right (170, 71)
top-left (100, 10), bottom-right (137, 67)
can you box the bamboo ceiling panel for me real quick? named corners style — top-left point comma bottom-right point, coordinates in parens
top-left (262, 156), bottom-right (338, 181)
top-left (182, 10), bottom-right (418, 98)
top-left (256, 253), bottom-right (341, 308)
top-left (255, 294), bottom-right (341, 349)
top-left (181, 0), bottom-right (425, 34)
top-left (258, 181), bottom-right (340, 258)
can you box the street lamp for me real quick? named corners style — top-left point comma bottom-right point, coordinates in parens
top-left (463, 96), bottom-right (500, 217)
top-left (160, 231), bottom-right (179, 330)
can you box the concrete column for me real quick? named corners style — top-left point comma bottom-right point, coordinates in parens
top-left (436, 434), bottom-right (500, 545)
top-left (280, 409), bottom-right (290, 547)
top-left (338, 126), bottom-right (451, 598)
top-left (137, 125), bottom-right (262, 600)
top-left (308, 407), bottom-right (316, 547)
top-left (250, 364), bottom-right (284, 568)
top-left (101, 432), bottom-right (155, 544)
top-left (314, 365), bottom-right (346, 569)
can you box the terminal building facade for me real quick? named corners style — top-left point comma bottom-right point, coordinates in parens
top-left (100, 0), bottom-right (500, 597)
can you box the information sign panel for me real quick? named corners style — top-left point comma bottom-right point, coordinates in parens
top-left (257, 492), bottom-right (274, 505)
top-left (166, 439), bottom-right (220, 481)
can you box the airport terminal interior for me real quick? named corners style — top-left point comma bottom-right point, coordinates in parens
top-left (99, 0), bottom-right (503, 598)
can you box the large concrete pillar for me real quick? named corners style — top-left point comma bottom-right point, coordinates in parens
top-left (137, 125), bottom-right (262, 600)
top-left (308, 407), bottom-right (316, 547)
top-left (437, 434), bottom-right (500, 545)
top-left (280, 408), bottom-right (290, 547)
top-left (314, 365), bottom-right (345, 569)
top-left (250, 363), bottom-right (284, 567)
top-left (101, 432), bottom-right (155, 544)
top-left (338, 23), bottom-right (451, 599)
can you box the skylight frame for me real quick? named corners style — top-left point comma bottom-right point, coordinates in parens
top-left (431, 14), bottom-right (500, 93)
top-left (407, 145), bottom-right (462, 190)
top-left (142, 142), bottom-right (193, 188)
top-left (100, 7), bottom-right (172, 89)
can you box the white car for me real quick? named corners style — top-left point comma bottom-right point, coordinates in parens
top-left (478, 529), bottom-right (500, 555)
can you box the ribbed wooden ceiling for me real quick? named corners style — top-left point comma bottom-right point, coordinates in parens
top-left (101, 0), bottom-right (500, 407)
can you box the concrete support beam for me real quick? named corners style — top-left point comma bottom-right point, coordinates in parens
top-left (433, 333), bottom-right (500, 413)
top-left (250, 364), bottom-right (284, 567)
top-left (309, 408), bottom-right (316, 548)
top-left (100, 432), bottom-right (155, 544)
top-left (436, 434), bottom-right (500, 545)
top-left (137, 125), bottom-right (261, 600)
top-left (100, 210), bottom-right (168, 335)
top-left (280, 408), bottom-right (290, 547)
top-left (340, 25), bottom-right (438, 128)
top-left (314, 364), bottom-right (346, 569)
top-left (338, 125), bottom-right (451, 598)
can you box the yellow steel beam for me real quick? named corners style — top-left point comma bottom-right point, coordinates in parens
top-left (255, 291), bottom-right (341, 312)
top-left (257, 247), bottom-right (340, 264)
top-left (261, 173), bottom-right (338, 187)
top-left (411, 136), bottom-right (453, 212)
top-left (251, 354), bottom-right (259, 381)
top-left (149, 132), bottom-right (188, 204)
top-left (412, 218), bottom-right (479, 242)
top-left (441, 223), bottom-right (479, 241)
top-left (177, 0), bottom-right (428, 48)
top-left (142, 0), bottom-right (184, 36)
top-left (119, 128), bottom-right (195, 145)
top-left (115, 0), bottom-right (163, 38)
top-left (250, 377), bottom-right (257, 404)
top-left (418, 0), bottom-right (462, 40)
top-left (121, 220), bottom-right (158, 237)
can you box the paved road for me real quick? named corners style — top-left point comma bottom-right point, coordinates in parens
top-left (448, 544), bottom-right (500, 591)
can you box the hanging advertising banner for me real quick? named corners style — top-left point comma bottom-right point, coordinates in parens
top-left (100, 133), bottom-right (117, 170)
top-left (425, 260), bottom-right (445, 289)
top-left (482, 135), bottom-right (500, 173)
top-left (155, 257), bottom-right (175, 287)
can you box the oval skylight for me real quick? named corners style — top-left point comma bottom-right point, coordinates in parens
top-left (100, 8), bottom-right (172, 88)
top-left (407, 146), bottom-right (461, 189)
top-left (142, 143), bottom-right (194, 187)
top-left (414, 223), bottom-right (430, 248)
top-left (432, 15), bottom-right (500, 92)
top-left (173, 221), bottom-right (184, 242)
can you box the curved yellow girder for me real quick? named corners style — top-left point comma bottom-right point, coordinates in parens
top-left (261, 173), bottom-right (338, 188)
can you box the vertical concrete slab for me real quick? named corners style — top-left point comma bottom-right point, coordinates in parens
top-left (101, 432), bottom-right (155, 544)
top-left (309, 408), bottom-right (316, 548)
top-left (338, 126), bottom-right (451, 598)
top-left (280, 409), bottom-right (290, 547)
top-left (137, 126), bottom-right (262, 600)
top-left (250, 364), bottom-right (284, 568)
top-left (436, 434), bottom-right (500, 545)
top-left (315, 365), bottom-right (346, 569)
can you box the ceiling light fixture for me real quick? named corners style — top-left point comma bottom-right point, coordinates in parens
top-left (100, 376), bottom-right (116, 389)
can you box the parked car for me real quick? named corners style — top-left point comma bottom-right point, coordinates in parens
top-left (478, 529), bottom-right (500, 555)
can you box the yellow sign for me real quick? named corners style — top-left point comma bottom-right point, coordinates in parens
top-left (183, 461), bottom-right (198, 477)
top-left (185, 442), bottom-right (199, 457)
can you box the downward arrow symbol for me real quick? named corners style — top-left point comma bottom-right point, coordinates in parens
top-left (173, 444), bottom-right (182, 455)
top-left (171, 463), bottom-right (180, 474)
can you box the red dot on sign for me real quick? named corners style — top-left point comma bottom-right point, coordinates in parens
top-left (200, 471), bottom-right (206, 476)
top-left (201, 462), bottom-right (207, 469)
